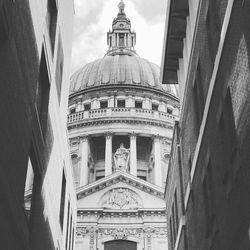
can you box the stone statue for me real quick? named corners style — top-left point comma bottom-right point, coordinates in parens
top-left (113, 143), bottom-right (130, 172)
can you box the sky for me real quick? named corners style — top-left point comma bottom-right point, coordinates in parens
top-left (71, 0), bottom-right (168, 74)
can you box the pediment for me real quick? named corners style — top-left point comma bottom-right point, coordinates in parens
top-left (76, 172), bottom-right (164, 200)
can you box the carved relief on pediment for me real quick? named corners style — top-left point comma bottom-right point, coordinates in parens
top-left (99, 188), bottom-right (143, 209)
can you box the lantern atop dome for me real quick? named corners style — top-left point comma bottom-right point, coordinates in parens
top-left (107, 1), bottom-right (136, 56)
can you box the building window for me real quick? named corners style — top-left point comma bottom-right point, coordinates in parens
top-left (193, 62), bottom-right (204, 127)
top-left (174, 190), bottom-right (179, 232)
top-left (0, 8), bottom-right (7, 47)
top-left (137, 145), bottom-right (147, 161)
top-left (96, 145), bottom-right (105, 160)
top-left (119, 34), bottom-right (125, 46)
top-left (96, 175), bottom-right (104, 181)
top-left (71, 228), bottom-right (75, 250)
top-left (65, 201), bottom-right (70, 249)
top-left (59, 171), bottom-right (66, 229)
top-left (135, 100), bottom-right (142, 109)
top-left (100, 100), bottom-right (108, 109)
top-left (55, 33), bottom-right (64, 103)
top-left (36, 47), bottom-right (50, 138)
top-left (169, 217), bottom-right (174, 249)
top-left (219, 89), bottom-right (237, 189)
top-left (152, 103), bottom-right (158, 111)
top-left (70, 108), bottom-right (75, 114)
top-left (206, 1), bottom-right (220, 64)
top-left (172, 205), bottom-right (177, 244)
top-left (69, 215), bottom-right (73, 250)
top-left (167, 108), bottom-right (173, 114)
top-left (117, 99), bottom-right (125, 108)
top-left (203, 160), bottom-right (215, 237)
top-left (46, 0), bottom-right (58, 54)
top-left (84, 103), bottom-right (91, 111)
top-left (24, 157), bottom-right (35, 222)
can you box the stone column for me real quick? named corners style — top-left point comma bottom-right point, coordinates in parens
top-left (105, 133), bottom-right (113, 176)
top-left (153, 135), bottom-right (162, 187)
top-left (80, 136), bottom-right (89, 187)
top-left (116, 33), bottom-right (119, 47)
top-left (124, 33), bottom-right (127, 46)
top-left (130, 133), bottom-right (137, 176)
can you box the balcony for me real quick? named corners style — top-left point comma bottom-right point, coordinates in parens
top-left (67, 107), bottom-right (176, 125)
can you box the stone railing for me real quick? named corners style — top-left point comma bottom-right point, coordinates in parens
top-left (67, 108), bottom-right (176, 124)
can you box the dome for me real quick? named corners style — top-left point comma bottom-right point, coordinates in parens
top-left (69, 0), bottom-right (179, 98)
top-left (70, 54), bottom-right (178, 97)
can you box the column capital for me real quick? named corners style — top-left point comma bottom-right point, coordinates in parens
top-left (80, 135), bottom-right (88, 142)
top-left (129, 132), bottom-right (137, 139)
top-left (104, 132), bottom-right (113, 139)
top-left (153, 134), bottom-right (161, 141)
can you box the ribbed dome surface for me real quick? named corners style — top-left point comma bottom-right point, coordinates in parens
top-left (70, 54), bottom-right (178, 96)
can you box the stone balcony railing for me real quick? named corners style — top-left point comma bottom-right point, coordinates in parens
top-left (67, 107), bottom-right (176, 124)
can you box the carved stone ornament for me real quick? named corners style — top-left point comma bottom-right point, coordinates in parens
top-left (98, 228), bottom-right (143, 240)
top-left (100, 188), bottom-right (142, 209)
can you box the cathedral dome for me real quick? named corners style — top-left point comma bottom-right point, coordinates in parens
top-left (69, 0), bottom-right (178, 97)
top-left (70, 54), bottom-right (178, 97)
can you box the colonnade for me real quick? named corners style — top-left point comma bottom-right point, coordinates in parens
top-left (78, 134), bottom-right (163, 187)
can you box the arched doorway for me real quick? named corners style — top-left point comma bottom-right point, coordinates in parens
top-left (104, 240), bottom-right (137, 250)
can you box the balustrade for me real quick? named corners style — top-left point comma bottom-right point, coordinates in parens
top-left (67, 107), bottom-right (176, 124)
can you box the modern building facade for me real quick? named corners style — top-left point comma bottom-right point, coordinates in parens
top-left (0, 1), bottom-right (76, 250)
top-left (67, 1), bottom-right (179, 250)
top-left (162, 0), bottom-right (250, 249)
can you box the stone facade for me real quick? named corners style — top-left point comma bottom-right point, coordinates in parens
top-left (68, 1), bottom-right (179, 249)
top-left (0, 1), bottom-right (76, 249)
top-left (162, 0), bottom-right (250, 249)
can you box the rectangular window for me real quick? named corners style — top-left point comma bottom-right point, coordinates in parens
top-left (65, 201), bottom-right (70, 249)
top-left (24, 157), bottom-right (35, 222)
top-left (174, 190), bottom-right (179, 231)
top-left (203, 160), bottom-right (215, 237)
top-left (135, 100), bottom-right (143, 109)
top-left (0, 8), bottom-right (7, 48)
top-left (70, 108), bottom-right (75, 114)
top-left (100, 100), bottom-right (108, 109)
top-left (219, 89), bottom-right (238, 189)
top-left (84, 103), bottom-right (91, 111)
top-left (96, 175), bottom-right (105, 181)
top-left (71, 228), bottom-right (75, 250)
top-left (137, 145), bottom-right (147, 161)
top-left (119, 34), bottom-right (125, 47)
top-left (117, 99), bottom-right (125, 108)
top-left (68, 215), bottom-right (73, 250)
top-left (24, 144), bottom-right (40, 226)
top-left (55, 33), bottom-right (64, 103)
top-left (169, 217), bottom-right (174, 249)
top-left (46, 0), bottom-right (58, 54)
top-left (206, 2), bottom-right (221, 63)
top-left (96, 145), bottom-right (105, 160)
top-left (172, 205), bottom-right (176, 243)
top-left (193, 62), bottom-right (204, 127)
top-left (59, 171), bottom-right (66, 229)
top-left (138, 175), bottom-right (146, 181)
top-left (36, 48), bottom-right (50, 138)
top-left (167, 108), bottom-right (173, 114)
top-left (152, 103), bottom-right (158, 111)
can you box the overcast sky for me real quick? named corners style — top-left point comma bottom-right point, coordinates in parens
top-left (71, 0), bottom-right (167, 74)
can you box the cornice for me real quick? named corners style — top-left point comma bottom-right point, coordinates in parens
top-left (69, 84), bottom-right (179, 104)
top-left (68, 117), bottom-right (174, 130)
top-left (76, 172), bottom-right (165, 200)
top-left (77, 208), bottom-right (166, 218)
